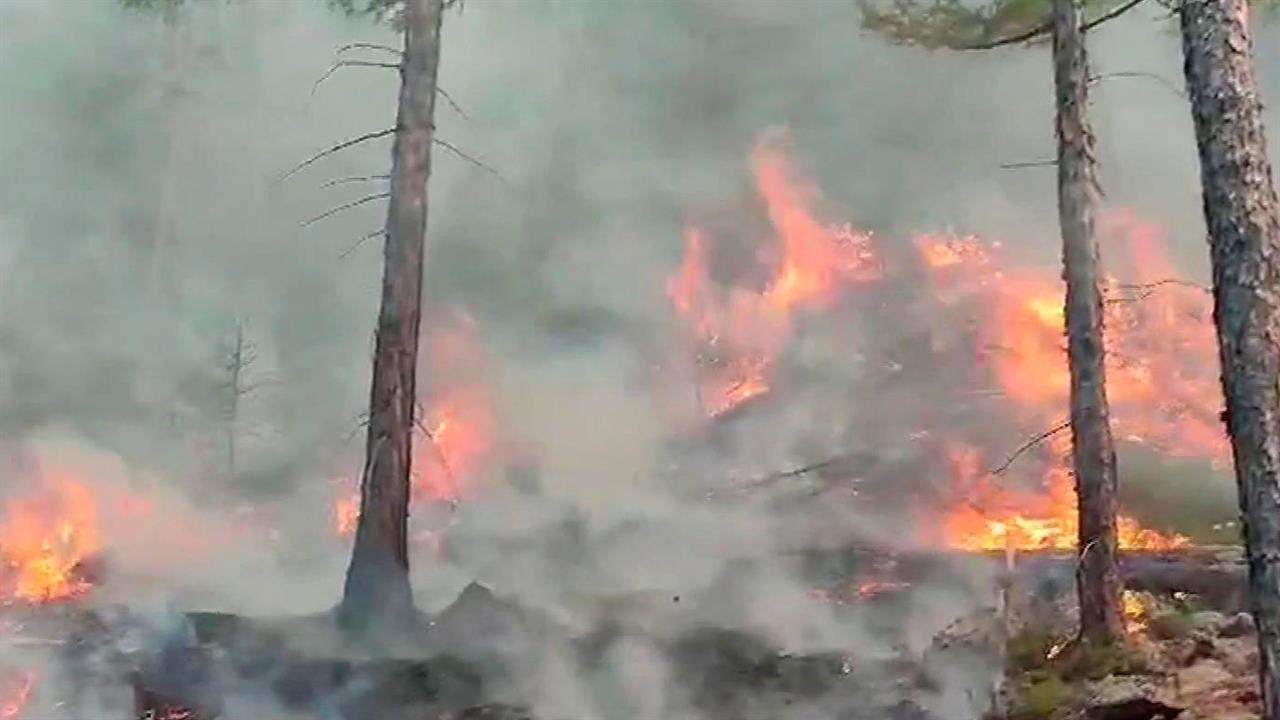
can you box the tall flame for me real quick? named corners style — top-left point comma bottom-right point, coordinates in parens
top-left (0, 466), bottom-right (99, 604)
top-left (667, 132), bottom-right (880, 416)
top-left (668, 130), bottom-right (1218, 551)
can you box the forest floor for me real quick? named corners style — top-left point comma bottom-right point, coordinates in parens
top-left (993, 581), bottom-right (1261, 719)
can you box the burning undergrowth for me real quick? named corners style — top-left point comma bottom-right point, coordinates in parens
top-left (0, 128), bottom-right (1235, 720)
top-left (660, 128), bottom-right (1221, 555)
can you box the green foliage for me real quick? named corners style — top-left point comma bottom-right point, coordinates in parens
top-left (1007, 631), bottom-right (1068, 673)
top-left (1016, 670), bottom-right (1070, 719)
top-left (857, 0), bottom-right (1127, 50)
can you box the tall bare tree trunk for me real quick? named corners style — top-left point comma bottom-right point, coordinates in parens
top-left (339, 0), bottom-right (444, 636)
top-left (1052, 0), bottom-right (1125, 644)
top-left (1181, 0), bottom-right (1280, 713)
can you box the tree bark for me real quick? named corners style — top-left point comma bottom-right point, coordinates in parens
top-left (338, 0), bottom-right (444, 636)
top-left (1052, 0), bottom-right (1125, 644)
top-left (1180, 0), bottom-right (1280, 715)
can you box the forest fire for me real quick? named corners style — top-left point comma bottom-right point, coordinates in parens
top-left (333, 310), bottom-right (495, 537)
top-left (669, 130), bottom-right (1220, 551)
top-left (0, 467), bottom-right (99, 605)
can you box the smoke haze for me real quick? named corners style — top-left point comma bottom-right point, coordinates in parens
top-left (0, 0), bottom-right (1274, 718)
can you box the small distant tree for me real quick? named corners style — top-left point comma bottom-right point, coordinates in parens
top-left (217, 316), bottom-right (257, 481)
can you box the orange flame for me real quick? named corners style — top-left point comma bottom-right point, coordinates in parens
top-left (0, 467), bottom-right (99, 604)
top-left (333, 310), bottom-right (495, 537)
top-left (670, 131), bottom-right (1217, 551)
top-left (668, 131), bottom-right (880, 416)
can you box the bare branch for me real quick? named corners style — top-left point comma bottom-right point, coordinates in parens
top-left (1106, 277), bottom-right (1211, 304)
top-left (437, 86), bottom-right (469, 120)
top-left (321, 174), bottom-right (391, 190)
top-left (1090, 71), bottom-right (1186, 98)
top-left (312, 60), bottom-right (401, 97)
top-left (433, 137), bottom-right (507, 184)
top-left (300, 192), bottom-right (390, 228)
top-left (280, 128), bottom-right (396, 182)
top-left (337, 42), bottom-right (402, 57)
top-left (989, 420), bottom-right (1071, 476)
top-left (958, 0), bottom-right (1148, 51)
top-left (999, 159), bottom-right (1057, 170)
top-left (339, 229), bottom-right (385, 259)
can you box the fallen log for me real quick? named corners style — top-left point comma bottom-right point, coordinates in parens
top-left (792, 545), bottom-right (1249, 612)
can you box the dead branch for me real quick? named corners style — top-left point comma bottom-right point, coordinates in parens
top-left (337, 42), bottom-right (401, 57)
top-left (300, 192), bottom-right (390, 227)
top-left (958, 0), bottom-right (1148, 50)
top-left (989, 419), bottom-right (1071, 476)
top-left (1113, 278), bottom-right (1210, 293)
top-left (437, 87), bottom-right (469, 120)
top-left (999, 159), bottom-right (1057, 170)
top-left (280, 128), bottom-right (396, 182)
top-left (1106, 278), bottom-right (1211, 304)
top-left (321, 174), bottom-right (391, 190)
top-left (1090, 71), bottom-right (1186, 98)
top-left (339, 229), bottom-right (385, 259)
top-left (433, 138), bottom-right (506, 184)
top-left (312, 60), bottom-right (401, 97)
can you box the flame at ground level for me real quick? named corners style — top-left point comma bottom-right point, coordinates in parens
top-left (0, 466), bottom-right (99, 604)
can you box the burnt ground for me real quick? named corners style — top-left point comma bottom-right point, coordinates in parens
top-left (0, 545), bottom-right (1005, 720)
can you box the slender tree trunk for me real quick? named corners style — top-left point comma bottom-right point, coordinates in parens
top-left (1052, 0), bottom-right (1125, 644)
top-left (226, 318), bottom-right (244, 481)
top-left (339, 0), bottom-right (444, 636)
top-left (1180, 0), bottom-right (1280, 714)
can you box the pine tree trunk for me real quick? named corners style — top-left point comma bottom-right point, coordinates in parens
top-left (1052, 0), bottom-right (1125, 644)
top-left (1180, 0), bottom-right (1280, 714)
top-left (339, 0), bottom-right (444, 636)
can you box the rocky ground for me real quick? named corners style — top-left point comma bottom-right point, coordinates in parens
top-left (993, 576), bottom-right (1262, 719)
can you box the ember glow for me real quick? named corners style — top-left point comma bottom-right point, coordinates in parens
top-left (0, 467), bottom-right (99, 604)
top-left (1123, 590), bottom-right (1148, 633)
top-left (669, 130), bottom-right (1219, 550)
top-left (333, 310), bottom-right (495, 537)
